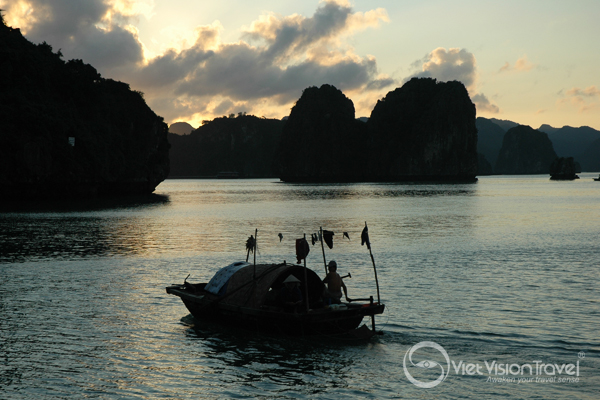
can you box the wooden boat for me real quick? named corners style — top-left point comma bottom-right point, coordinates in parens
top-left (166, 260), bottom-right (385, 337)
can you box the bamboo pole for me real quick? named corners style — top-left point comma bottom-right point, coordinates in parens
top-left (319, 226), bottom-right (328, 275)
top-left (303, 234), bottom-right (309, 313)
top-left (365, 222), bottom-right (381, 304)
top-left (253, 228), bottom-right (257, 280)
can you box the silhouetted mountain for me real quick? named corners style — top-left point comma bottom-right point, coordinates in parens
top-left (488, 118), bottom-right (519, 131)
top-left (477, 153), bottom-right (493, 175)
top-left (476, 117), bottom-right (506, 169)
top-left (367, 78), bottom-right (477, 181)
top-left (0, 16), bottom-right (169, 200)
top-left (277, 84), bottom-right (366, 181)
top-left (495, 125), bottom-right (557, 174)
top-left (169, 122), bottom-right (195, 135)
top-left (169, 115), bottom-right (285, 177)
top-left (277, 79), bottom-right (477, 182)
top-left (579, 138), bottom-right (600, 172)
top-left (538, 124), bottom-right (559, 135)
top-left (538, 125), bottom-right (600, 170)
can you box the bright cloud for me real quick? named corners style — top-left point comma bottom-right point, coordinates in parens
top-left (407, 47), bottom-right (499, 115)
top-left (472, 93), bottom-right (499, 114)
top-left (410, 47), bottom-right (477, 90)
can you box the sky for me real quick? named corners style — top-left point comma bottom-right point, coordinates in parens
top-left (2, 0), bottom-right (600, 130)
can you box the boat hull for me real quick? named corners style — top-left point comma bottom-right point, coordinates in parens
top-left (166, 284), bottom-right (385, 336)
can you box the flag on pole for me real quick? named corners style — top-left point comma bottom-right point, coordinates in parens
top-left (323, 230), bottom-right (335, 249)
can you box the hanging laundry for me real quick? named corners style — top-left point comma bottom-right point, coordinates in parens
top-left (295, 238), bottom-right (310, 263)
top-left (246, 235), bottom-right (255, 254)
top-left (361, 225), bottom-right (370, 250)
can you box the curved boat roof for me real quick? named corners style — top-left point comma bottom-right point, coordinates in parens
top-left (216, 263), bottom-right (324, 308)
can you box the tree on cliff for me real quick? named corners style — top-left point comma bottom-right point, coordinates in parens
top-left (0, 16), bottom-right (169, 199)
top-left (495, 125), bottom-right (557, 174)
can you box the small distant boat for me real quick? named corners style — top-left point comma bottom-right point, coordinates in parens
top-left (594, 174), bottom-right (600, 181)
top-left (166, 225), bottom-right (385, 337)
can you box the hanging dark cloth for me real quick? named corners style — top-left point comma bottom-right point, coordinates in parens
top-left (361, 226), bottom-right (370, 250)
top-left (296, 238), bottom-right (310, 264)
top-left (323, 230), bottom-right (334, 249)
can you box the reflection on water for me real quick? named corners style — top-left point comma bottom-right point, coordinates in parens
top-left (0, 180), bottom-right (480, 263)
top-left (0, 194), bottom-right (170, 262)
top-left (0, 193), bottom-right (170, 213)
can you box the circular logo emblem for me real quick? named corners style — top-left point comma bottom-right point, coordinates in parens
top-left (403, 341), bottom-right (450, 388)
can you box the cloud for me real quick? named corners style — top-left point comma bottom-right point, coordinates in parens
top-left (243, 0), bottom-right (388, 64)
top-left (498, 55), bottom-right (535, 73)
top-left (407, 47), bottom-right (499, 114)
top-left (559, 85), bottom-right (599, 113)
top-left (566, 85), bottom-right (600, 97)
top-left (3, 0), bottom-right (144, 70)
top-left (472, 93), bottom-right (499, 114)
top-left (407, 47), bottom-right (477, 90)
top-left (3, 0), bottom-right (392, 125)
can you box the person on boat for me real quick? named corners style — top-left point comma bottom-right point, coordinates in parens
top-left (278, 275), bottom-right (304, 312)
top-left (323, 260), bottom-right (349, 304)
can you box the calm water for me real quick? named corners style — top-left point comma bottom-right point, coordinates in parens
top-left (1, 175), bottom-right (599, 399)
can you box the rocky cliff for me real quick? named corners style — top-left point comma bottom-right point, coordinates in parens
top-left (277, 84), bottom-right (367, 182)
top-left (277, 79), bottom-right (478, 182)
top-left (169, 115), bottom-right (285, 178)
top-left (0, 17), bottom-right (169, 200)
top-left (367, 78), bottom-right (478, 181)
top-left (495, 125), bottom-right (557, 174)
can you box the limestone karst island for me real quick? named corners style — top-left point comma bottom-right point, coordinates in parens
top-left (2, 14), bottom-right (599, 200)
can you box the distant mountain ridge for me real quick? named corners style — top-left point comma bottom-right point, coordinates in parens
top-left (477, 117), bottom-right (600, 173)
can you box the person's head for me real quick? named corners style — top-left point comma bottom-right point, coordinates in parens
top-left (328, 260), bottom-right (337, 272)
